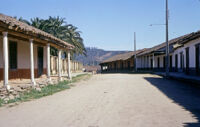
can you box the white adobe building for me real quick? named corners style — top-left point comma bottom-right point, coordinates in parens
top-left (137, 31), bottom-right (200, 76)
top-left (0, 13), bottom-right (74, 90)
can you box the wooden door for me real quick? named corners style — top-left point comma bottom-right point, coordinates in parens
top-left (150, 59), bottom-right (153, 69)
top-left (157, 57), bottom-right (160, 68)
top-left (128, 61), bottom-right (130, 69)
top-left (185, 48), bottom-right (189, 74)
top-left (121, 61), bottom-right (124, 70)
top-left (180, 52), bottom-right (183, 72)
top-left (37, 47), bottom-right (44, 77)
top-left (175, 54), bottom-right (178, 72)
top-left (170, 55), bottom-right (172, 71)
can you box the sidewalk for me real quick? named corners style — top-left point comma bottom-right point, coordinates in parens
top-left (155, 72), bottom-right (200, 85)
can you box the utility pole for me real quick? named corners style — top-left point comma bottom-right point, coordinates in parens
top-left (134, 32), bottom-right (137, 72)
top-left (166, 0), bottom-right (169, 77)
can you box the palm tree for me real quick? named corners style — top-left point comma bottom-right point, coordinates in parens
top-left (16, 16), bottom-right (86, 56)
top-left (62, 24), bottom-right (86, 55)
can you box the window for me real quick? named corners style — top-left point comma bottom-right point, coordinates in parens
top-left (9, 41), bottom-right (17, 69)
top-left (180, 52), bottom-right (184, 69)
top-left (185, 47), bottom-right (190, 74)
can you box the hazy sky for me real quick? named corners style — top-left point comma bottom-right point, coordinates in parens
top-left (0, 0), bottom-right (200, 51)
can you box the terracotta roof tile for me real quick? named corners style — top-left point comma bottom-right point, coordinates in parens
top-left (100, 49), bottom-right (147, 64)
top-left (0, 13), bottom-right (74, 49)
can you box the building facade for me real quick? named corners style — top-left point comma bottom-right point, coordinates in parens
top-left (100, 49), bottom-right (146, 72)
top-left (0, 13), bottom-right (76, 89)
top-left (137, 31), bottom-right (200, 76)
top-left (100, 30), bottom-right (200, 77)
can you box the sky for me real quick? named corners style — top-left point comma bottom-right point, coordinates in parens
top-left (0, 0), bottom-right (200, 51)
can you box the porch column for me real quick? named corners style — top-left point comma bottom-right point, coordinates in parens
top-left (67, 51), bottom-right (72, 80)
top-left (46, 43), bottom-right (51, 82)
top-left (58, 49), bottom-right (62, 81)
top-left (30, 39), bottom-right (36, 85)
top-left (2, 32), bottom-right (10, 89)
top-left (152, 53), bottom-right (155, 69)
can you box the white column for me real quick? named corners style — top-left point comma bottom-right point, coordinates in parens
top-left (67, 51), bottom-right (72, 80)
top-left (30, 39), bottom-right (36, 85)
top-left (58, 49), bottom-right (62, 81)
top-left (2, 32), bottom-right (10, 90)
top-left (46, 43), bottom-right (51, 81)
top-left (152, 53), bottom-right (155, 69)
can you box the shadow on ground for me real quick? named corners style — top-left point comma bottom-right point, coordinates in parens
top-left (144, 77), bottom-right (200, 127)
top-left (101, 71), bottom-right (153, 74)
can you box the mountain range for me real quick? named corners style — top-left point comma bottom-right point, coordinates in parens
top-left (75, 47), bottom-right (129, 66)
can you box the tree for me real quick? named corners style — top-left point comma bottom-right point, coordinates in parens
top-left (16, 16), bottom-right (86, 57)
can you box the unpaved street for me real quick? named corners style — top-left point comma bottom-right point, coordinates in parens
top-left (0, 74), bottom-right (200, 127)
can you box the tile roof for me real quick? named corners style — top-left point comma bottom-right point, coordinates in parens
top-left (100, 49), bottom-right (147, 64)
top-left (0, 13), bottom-right (74, 49)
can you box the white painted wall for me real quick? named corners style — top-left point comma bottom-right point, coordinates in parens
top-left (173, 47), bottom-right (185, 68)
top-left (0, 37), bottom-right (3, 68)
top-left (184, 38), bottom-right (200, 68)
top-left (43, 46), bottom-right (47, 69)
top-left (170, 38), bottom-right (200, 69)
top-left (18, 40), bottom-right (30, 69)
top-left (135, 37), bottom-right (200, 70)
top-left (0, 36), bottom-right (48, 70)
top-left (136, 56), bottom-right (142, 68)
top-left (160, 55), bottom-right (165, 68)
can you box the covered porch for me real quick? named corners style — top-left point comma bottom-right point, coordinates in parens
top-left (0, 14), bottom-right (75, 90)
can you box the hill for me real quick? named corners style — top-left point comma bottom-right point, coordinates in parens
top-left (75, 47), bottom-right (129, 66)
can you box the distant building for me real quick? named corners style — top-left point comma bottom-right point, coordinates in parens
top-left (83, 65), bottom-right (101, 73)
top-left (100, 49), bottom-right (146, 72)
top-left (100, 30), bottom-right (200, 77)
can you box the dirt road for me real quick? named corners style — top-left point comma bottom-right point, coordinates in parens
top-left (0, 74), bottom-right (199, 127)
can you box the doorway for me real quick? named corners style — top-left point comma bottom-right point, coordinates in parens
top-left (180, 52), bottom-right (184, 72)
top-left (170, 55), bottom-right (172, 71)
top-left (175, 54), bottom-right (178, 72)
top-left (121, 61), bottom-right (124, 70)
top-left (150, 59), bottom-right (153, 70)
top-left (37, 47), bottom-right (44, 77)
top-left (128, 61), bottom-right (130, 70)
